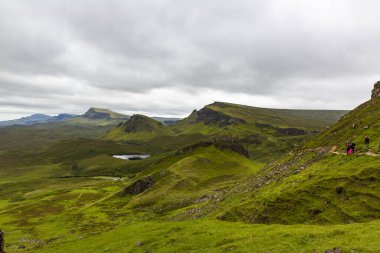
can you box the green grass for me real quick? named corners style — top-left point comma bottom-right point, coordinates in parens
top-left (36, 219), bottom-right (380, 253)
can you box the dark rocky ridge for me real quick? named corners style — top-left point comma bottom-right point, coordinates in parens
top-left (372, 81), bottom-right (380, 99)
top-left (188, 107), bottom-right (245, 127)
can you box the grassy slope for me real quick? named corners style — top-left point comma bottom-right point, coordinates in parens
top-left (307, 97), bottom-right (380, 152)
top-left (214, 98), bottom-right (380, 225)
top-left (123, 146), bottom-right (264, 217)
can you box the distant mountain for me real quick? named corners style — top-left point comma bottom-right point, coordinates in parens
top-left (0, 113), bottom-right (77, 127)
top-left (65, 108), bottom-right (130, 126)
top-left (82, 107), bottom-right (129, 120)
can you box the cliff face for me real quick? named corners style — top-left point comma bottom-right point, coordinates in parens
top-left (190, 107), bottom-right (245, 127)
top-left (372, 81), bottom-right (380, 99)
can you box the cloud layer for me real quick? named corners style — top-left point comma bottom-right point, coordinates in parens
top-left (1, 0), bottom-right (379, 120)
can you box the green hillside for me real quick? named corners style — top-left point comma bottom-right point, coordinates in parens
top-left (103, 114), bottom-right (174, 141)
top-left (172, 102), bottom-right (348, 134)
top-left (307, 97), bottom-right (380, 153)
top-left (210, 87), bottom-right (380, 226)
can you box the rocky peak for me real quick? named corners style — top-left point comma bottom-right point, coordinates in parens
top-left (371, 81), bottom-right (380, 99)
top-left (122, 114), bottom-right (162, 133)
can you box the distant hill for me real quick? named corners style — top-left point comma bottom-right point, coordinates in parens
top-left (104, 114), bottom-right (173, 141)
top-left (172, 102), bottom-right (348, 134)
top-left (0, 113), bottom-right (77, 127)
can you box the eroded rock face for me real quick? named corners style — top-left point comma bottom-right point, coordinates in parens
top-left (120, 176), bottom-right (154, 196)
top-left (372, 81), bottom-right (380, 99)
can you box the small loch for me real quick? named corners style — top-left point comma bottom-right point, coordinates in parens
top-left (112, 154), bottom-right (150, 160)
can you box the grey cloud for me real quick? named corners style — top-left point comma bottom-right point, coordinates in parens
top-left (0, 0), bottom-right (380, 119)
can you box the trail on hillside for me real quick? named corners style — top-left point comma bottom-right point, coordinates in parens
top-left (329, 146), bottom-right (380, 157)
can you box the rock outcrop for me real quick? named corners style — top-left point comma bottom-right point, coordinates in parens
top-left (189, 108), bottom-right (245, 127)
top-left (120, 176), bottom-right (154, 196)
top-left (372, 81), bottom-right (380, 99)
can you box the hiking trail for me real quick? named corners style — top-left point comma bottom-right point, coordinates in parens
top-left (329, 146), bottom-right (380, 157)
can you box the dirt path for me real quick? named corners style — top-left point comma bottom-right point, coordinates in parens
top-left (329, 146), bottom-right (380, 157)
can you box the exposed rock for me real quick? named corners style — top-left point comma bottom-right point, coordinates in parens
top-left (18, 244), bottom-right (26, 249)
top-left (336, 186), bottom-right (344, 194)
top-left (120, 176), bottom-right (154, 196)
top-left (371, 81), bottom-right (380, 99)
top-left (135, 242), bottom-right (144, 247)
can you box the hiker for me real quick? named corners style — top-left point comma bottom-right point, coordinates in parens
top-left (351, 142), bottom-right (356, 154)
top-left (365, 136), bottom-right (370, 151)
top-left (346, 141), bottom-right (352, 154)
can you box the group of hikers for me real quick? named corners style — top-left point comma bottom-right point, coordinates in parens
top-left (346, 136), bottom-right (370, 155)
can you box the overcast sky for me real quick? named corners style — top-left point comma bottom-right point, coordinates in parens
top-left (0, 0), bottom-right (379, 120)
